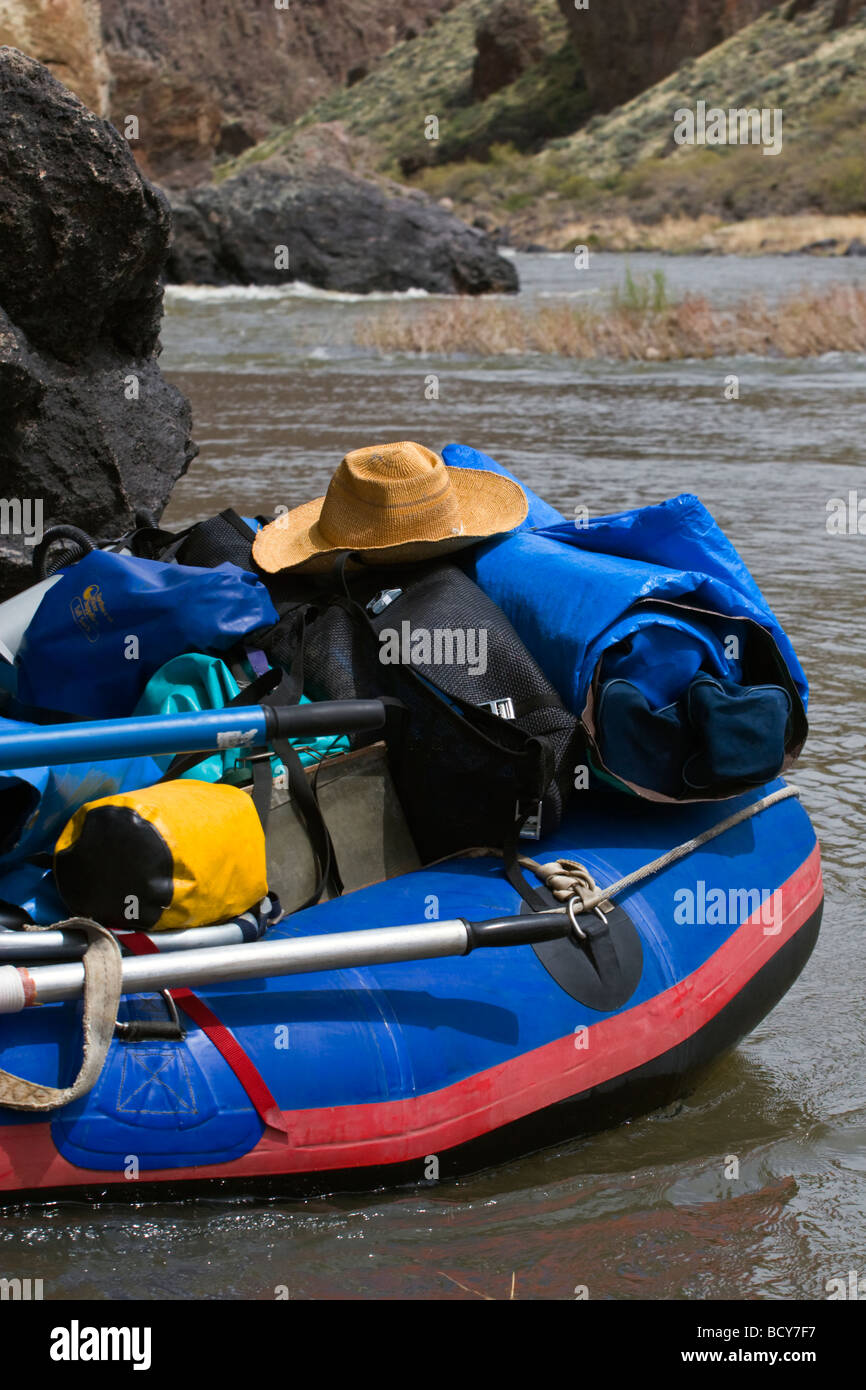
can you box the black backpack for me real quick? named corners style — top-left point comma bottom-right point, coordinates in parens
top-left (261, 559), bottom-right (581, 867)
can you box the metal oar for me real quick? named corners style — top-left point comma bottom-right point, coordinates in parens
top-left (0, 911), bottom-right (571, 1014)
top-left (0, 700), bottom-right (387, 771)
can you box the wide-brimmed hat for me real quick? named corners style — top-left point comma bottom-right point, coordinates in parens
top-left (252, 442), bottom-right (528, 573)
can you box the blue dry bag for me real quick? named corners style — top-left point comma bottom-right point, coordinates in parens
top-left (15, 550), bottom-right (279, 719)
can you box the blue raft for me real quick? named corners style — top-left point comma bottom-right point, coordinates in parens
top-left (0, 779), bottom-right (821, 1197)
top-left (0, 452), bottom-right (822, 1197)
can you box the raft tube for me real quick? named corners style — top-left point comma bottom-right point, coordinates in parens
top-left (0, 780), bottom-right (821, 1199)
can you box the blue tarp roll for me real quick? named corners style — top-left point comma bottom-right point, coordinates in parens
top-left (444, 443), bottom-right (807, 798)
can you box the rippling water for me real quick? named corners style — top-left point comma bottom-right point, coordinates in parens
top-left (3, 254), bottom-right (864, 1300)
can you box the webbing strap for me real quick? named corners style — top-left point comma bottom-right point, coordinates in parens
top-left (0, 919), bottom-right (122, 1112)
top-left (157, 665), bottom-right (284, 783)
top-left (271, 735), bottom-right (344, 905)
top-left (120, 933), bottom-right (290, 1136)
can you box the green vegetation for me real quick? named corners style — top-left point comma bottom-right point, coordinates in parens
top-left (218, 0), bottom-right (584, 182)
top-left (413, 2), bottom-right (866, 235)
top-left (220, 0), bottom-right (866, 245)
top-left (612, 268), bottom-right (671, 315)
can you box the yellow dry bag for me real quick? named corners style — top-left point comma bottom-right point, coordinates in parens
top-left (54, 780), bottom-right (267, 931)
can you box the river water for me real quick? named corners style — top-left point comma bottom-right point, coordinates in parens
top-left (3, 253), bottom-right (864, 1300)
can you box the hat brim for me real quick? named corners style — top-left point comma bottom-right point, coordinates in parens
top-left (252, 466), bottom-right (529, 574)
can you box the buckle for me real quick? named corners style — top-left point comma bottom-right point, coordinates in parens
top-left (481, 696), bottom-right (516, 720)
top-left (367, 588), bottom-right (403, 616)
top-left (517, 799), bottom-right (543, 840)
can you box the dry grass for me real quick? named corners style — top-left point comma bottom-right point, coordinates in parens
top-left (355, 284), bottom-right (866, 360)
top-left (538, 212), bottom-right (866, 255)
top-left (710, 214), bottom-right (866, 256)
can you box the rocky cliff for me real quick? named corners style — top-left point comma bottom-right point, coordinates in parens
top-left (557, 0), bottom-right (780, 109)
top-left (0, 48), bottom-right (196, 601)
top-left (0, 0), bottom-right (457, 187)
top-left (0, 0), bottom-right (109, 114)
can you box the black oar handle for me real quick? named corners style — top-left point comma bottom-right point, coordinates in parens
top-left (464, 912), bottom-right (571, 951)
top-left (264, 700), bottom-right (387, 740)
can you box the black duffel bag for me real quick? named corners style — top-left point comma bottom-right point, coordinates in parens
top-left (261, 559), bottom-right (581, 867)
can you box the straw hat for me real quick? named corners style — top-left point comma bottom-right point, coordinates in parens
top-left (252, 442), bottom-right (528, 573)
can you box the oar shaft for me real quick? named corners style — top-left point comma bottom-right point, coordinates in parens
top-left (0, 918), bottom-right (258, 961)
top-left (0, 920), bottom-right (472, 1010)
top-left (0, 700), bottom-right (386, 771)
top-left (0, 708), bottom-right (269, 770)
top-left (0, 910), bottom-right (571, 1013)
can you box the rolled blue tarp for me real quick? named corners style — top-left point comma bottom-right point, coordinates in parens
top-left (445, 444), bottom-right (808, 799)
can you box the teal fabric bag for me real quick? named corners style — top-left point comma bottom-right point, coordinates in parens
top-left (134, 653), bottom-right (349, 781)
top-left (134, 652), bottom-right (244, 782)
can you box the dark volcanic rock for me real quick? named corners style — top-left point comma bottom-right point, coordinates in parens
top-left (471, 0), bottom-right (545, 101)
top-left (844, 237), bottom-right (866, 256)
top-left (0, 48), bottom-right (196, 600)
top-left (167, 165), bottom-right (519, 295)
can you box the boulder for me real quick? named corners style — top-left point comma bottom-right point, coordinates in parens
top-left (471, 0), bottom-right (545, 101)
top-left (166, 163), bottom-right (519, 295)
top-left (844, 237), bottom-right (866, 256)
top-left (0, 48), bottom-right (196, 601)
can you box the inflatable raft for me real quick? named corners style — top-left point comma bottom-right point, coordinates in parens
top-left (0, 777), bottom-right (821, 1199)
top-left (0, 450), bottom-right (822, 1198)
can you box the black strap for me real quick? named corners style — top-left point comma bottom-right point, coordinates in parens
top-left (246, 749), bottom-right (274, 831)
top-left (219, 510), bottom-right (258, 543)
top-left (511, 692), bottom-right (566, 720)
top-left (157, 666), bottom-right (284, 783)
top-left (272, 735), bottom-right (344, 907)
top-left (502, 816), bottom-right (549, 914)
top-left (257, 606), bottom-right (311, 704)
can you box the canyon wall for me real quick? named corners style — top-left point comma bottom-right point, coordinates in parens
top-left (0, 0), bottom-right (456, 185)
top-left (557, 0), bottom-right (782, 110)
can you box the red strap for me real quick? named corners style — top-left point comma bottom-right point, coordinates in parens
top-left (118, 932), bottom-right (290, 1136)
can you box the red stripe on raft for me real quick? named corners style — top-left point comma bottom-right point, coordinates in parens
top-left (0, 843), bottom-right (822, 1192)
